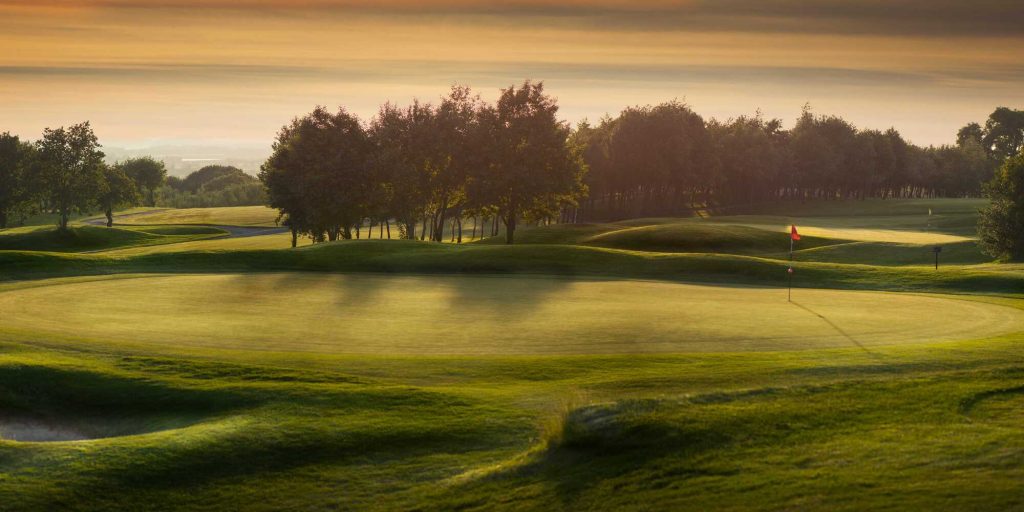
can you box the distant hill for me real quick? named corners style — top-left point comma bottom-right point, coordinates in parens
top-left (103, 144), bottom-right (269, 177)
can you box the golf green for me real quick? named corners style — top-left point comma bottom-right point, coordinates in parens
top-left (3, 273), bottom-right (1021, 355)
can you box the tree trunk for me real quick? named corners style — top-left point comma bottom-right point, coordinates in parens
top-left (386, 220), bottom-right (391, 239)
top-left (105, 208), bottom-right (113, 227)
top-left (433, 200), bottom-right (449, 242)
top-left (471, 217), bottom-right (478, 240)
top-left (59, 208), bottom-right (69, 232)
top-left (420, 217), bottom-right (427, 241)
top-left (456, 218), bottom-right (462, 244)
top-left (291, 227), bottom-right (298, 248)
top-left (0, 210), bottom-right (6, 229)
top-left (504, 212), bottom-right (516, 244)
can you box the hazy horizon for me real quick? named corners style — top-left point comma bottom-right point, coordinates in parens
top-left (3, 0), bottom-right (1022, 148)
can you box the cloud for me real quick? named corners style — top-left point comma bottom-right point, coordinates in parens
top-left (5, 61), bottom-right (1021, 90)
top-left (3, 0), bottom-right (1022, 37)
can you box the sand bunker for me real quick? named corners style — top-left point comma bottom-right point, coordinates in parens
top-left (0, 415), bottom-right (91, 442)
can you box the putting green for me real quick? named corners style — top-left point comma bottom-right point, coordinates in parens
top-left (2, 274), bottom-right (1021, 355)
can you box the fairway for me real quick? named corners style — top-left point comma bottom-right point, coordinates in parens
top-left (3, 273), bottom-right (1021, 355)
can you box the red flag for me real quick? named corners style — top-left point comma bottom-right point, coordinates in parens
top-left (790, 225), bottom-right (801, 241)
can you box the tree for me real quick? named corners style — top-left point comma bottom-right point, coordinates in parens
top-left (36, 122), bottom-right (105, 231)
top-left (261, 106), bottom-right (372, 243)
top-left (982, 107), bottom-right (1024, 161)
top-left (479, 81), bottom-right (587, 244)
top-left (0, 132), bottom-right (37, 229)
top-left (957, 122), bottom-right (984, 148)
top-left (978, 151), bottom-right (1024, 260)
top-left (428, 86), bottom-right (481, 242)
top-left (119, 156), bottom-right (167, 206)
top-left (369, 102), bottom-right (424, 239)
top-left (96, 164), bottom-right (139, 227)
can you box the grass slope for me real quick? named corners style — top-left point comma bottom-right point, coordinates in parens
top-left (108, 206), bottom-right (281, 227)
top-left (2, 240), bottom-right (1019, 296)
top-left (2, 322), bottom-right (1024, 510)
top-left (0, 225), bottom-right (226, 253)
top-left (2, 198), bottom-right (1022, 511)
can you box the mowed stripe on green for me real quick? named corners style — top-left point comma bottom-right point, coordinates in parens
top-left (2, 273), bottom-right (1021, 355)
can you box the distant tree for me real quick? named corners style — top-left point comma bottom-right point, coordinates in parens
top-left (982, 107), bottom-right (1024, 161)
top-left (957, 122), bottom-right (984, 148)
top-left (96, 164), bottom-right (139, 227)
top-left (119, 156), bottom-right (167, 206)
top-left (607, 101), bottom-right (712, 216)
top-left (181, 165), bottom-right (251, 193)
top-left (0, 132), bottom-right (37, 229)
top-left (709, 115), bottom-right (785, 206)
top-left (479, 81), bottom-right (587, 244)
top-left (36, 122), bottom-right (105, 231)
top-left (166, 175), bottom-right (186, 191)
top-left (978, 151), bottom-right (1024, 260)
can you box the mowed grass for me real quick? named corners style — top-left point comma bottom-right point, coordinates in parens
top-left (4, 198), bottom-right (1024, 510)
top-left (109, 206), bottom-right (281, 227)
top-left (3, 273), bottom-right (1020, 355)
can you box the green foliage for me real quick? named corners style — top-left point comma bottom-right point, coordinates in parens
top-left (157, 182), bottom-right (265, 209)
top-left (36, 122), bottom-right (106, 231)
top-left (176, 165), bottom-right (253, 193)
top-left (117, 156), bottom-right (167, 207)
top-left (97, 164), bottom-right (140, 226)
top-left (0, 132), bottom-right (38, 228)
top-left (577, 104), bottom-right (1000, 221)
top-left (481, 81), bottom-right (588, 243)
top-left (978, 152), bottom-right (1024, 260)
top-left (263, 83), bottom-right (586, 245)
top-left (982, 107), bottom-right (1024, 161)
top-left (261, 106), bottom-right (372, 243)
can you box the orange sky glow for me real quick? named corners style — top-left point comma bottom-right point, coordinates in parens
top-left (2, 0), bottom-right (1022, 148)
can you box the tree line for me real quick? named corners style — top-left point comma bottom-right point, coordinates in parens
top-left (260, 82), bottom-right (586, 245)
top-left (575, 104), bottom-right (1018, 221)
top-left (0, 126), bottom-right (267, 229)
top-left (262, 83), bottom-right (1021, 244)
top-left (0, 123), bottom-right (164, 230)
top-left (3, 88), bottom-right (1020, 250)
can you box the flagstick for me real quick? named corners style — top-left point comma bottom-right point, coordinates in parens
top-left (788, 230), bottom-right (795, 302)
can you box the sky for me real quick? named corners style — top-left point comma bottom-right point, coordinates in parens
top-left (2, 0), bottom-right (1022, 149)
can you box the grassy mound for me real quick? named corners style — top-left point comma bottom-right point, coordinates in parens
top-left (110, 206), bottom-right (280, 227)
top-left (582, 223), bottom-right (836, 254)
top-left (482, 222), bottom-right (836, 254)
top-left (795, 240), bottom-right (989, 266)
top-left (0, 225), bottom-right (226, 253)
top-left (0, 364), bottom-right (250, 441)
top-left (1, 240), bottom-right (1021, 295)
